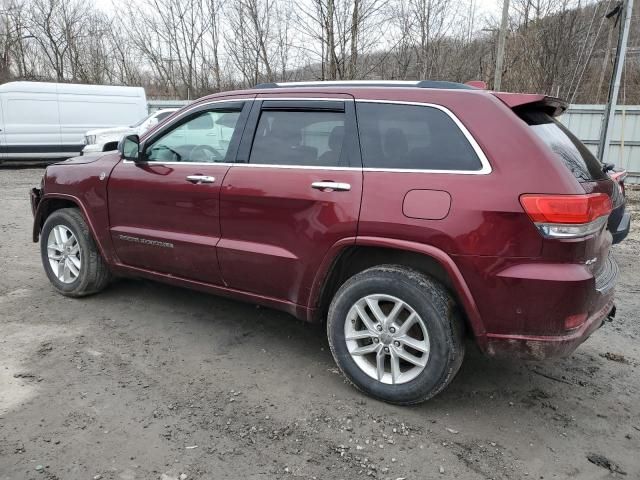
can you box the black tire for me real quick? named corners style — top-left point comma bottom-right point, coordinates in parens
top-left (327, 265), bottom-right (464, 405)
top-left (40, 208), bottom-right (111, 297)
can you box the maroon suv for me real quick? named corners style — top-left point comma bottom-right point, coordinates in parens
top-left (31, 81), bottom-right (624, 404)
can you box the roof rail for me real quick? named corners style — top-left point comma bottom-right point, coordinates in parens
top-left (254, 80), bottom-right (477, 90)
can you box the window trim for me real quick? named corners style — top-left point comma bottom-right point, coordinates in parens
top-left (261, 99), bottom-right (345, 112)
top-left (122, 97), bottom-right (492, 173)
top-left (355, 100), bottom-right (492, 175)
top-left (124, 99), bottom-right (251, 166)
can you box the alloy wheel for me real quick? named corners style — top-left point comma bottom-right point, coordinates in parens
top-left (344, 294), bottom-right (430, 385)
top-left (47, 225), bottom-right (82, 284)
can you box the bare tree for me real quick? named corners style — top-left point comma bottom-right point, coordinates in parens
top-left (0, 0), bottom-right (638, 104)
top-left (226, 0), bottom-right (282, 85)
top-left (22, 0), bottom-right (89, 81)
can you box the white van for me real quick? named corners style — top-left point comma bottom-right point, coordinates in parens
top-left (0, 82), bottom-right (147, 160)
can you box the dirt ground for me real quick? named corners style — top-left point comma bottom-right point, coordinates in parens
top-left (1, 167), bottom-right (639, 480)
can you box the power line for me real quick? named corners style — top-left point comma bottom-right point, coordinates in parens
top-left (569, 0), bottom-right (614, 104)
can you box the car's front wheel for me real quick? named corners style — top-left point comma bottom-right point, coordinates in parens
top-left (40, 208), bottom-right (111, 297)
top-left (327, 265), bottom-right (464, 405)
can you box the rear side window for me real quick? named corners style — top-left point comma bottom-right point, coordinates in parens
top-left (356, 102), bottom-right (482, 171)
top-left (250, 110), bottom-right (346, 167)
top-left (517, 109), bottom-right (606, 182)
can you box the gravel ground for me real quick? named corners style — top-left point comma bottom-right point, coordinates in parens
top-left (1, 167), bottom-right (639, 480)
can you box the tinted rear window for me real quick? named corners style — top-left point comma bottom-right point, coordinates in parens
top-left (518, 109), bottom-right (607, 182)
top-left (249, 110), bottom-right (346, 167)
top-left (356, 103), bottom-right (483, 171)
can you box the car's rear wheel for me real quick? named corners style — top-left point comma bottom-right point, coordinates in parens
top-left (327, 265), bottom-right (464, 405)
top-left (40, 208), bottom-right (111, 297)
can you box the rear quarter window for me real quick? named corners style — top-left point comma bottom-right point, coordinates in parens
top-left (356, 102), bottom-right (483, 171)
top-left (517, 109), bottom-right (607, 182)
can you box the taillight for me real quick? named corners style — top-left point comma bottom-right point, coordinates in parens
top-left (520, 193), bottom-right (612, 239)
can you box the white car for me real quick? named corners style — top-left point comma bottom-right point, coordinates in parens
top-left (82, 108), bottom-right (178, 155)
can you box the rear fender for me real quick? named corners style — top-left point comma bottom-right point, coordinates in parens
top-left (310, 236), bottom-right (487, 344)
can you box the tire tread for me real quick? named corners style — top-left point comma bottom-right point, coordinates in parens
top-left (327, 264), bottom-right (464, 405)
top-left (40, 208), bottom-right (111, 297)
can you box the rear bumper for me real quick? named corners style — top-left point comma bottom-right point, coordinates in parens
top-left (455, 253), bottom-right (619, 360)
top-left (484, 297), bottom-right (615, 359)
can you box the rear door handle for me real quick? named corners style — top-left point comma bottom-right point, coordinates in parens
top-left (311, 181), bottom-right (351, 192)
top-left (186, 175), bottom-right (215, 184)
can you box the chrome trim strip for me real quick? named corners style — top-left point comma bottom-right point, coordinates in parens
top-left (361, 167), bottom-right (484, 174)
top-left (231, 163), bottom-right (356, 171)
top-left (219, 164), bottom-right (486, 174)
top-left (355, 99), bottom-right (492, 175)
top-left (123, 160), bottom-right (234, 167)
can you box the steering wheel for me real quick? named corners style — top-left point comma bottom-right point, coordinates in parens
top-left (191, 145), bottom-right (223, 162)
top-left (149, 144), bottom-right (183, 162)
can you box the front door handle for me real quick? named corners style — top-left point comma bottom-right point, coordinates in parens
top-left (311, 181), bottom-right (351, 192)
top-left (186, 175), bottom-right (215, 184)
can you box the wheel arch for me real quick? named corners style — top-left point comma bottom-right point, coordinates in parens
top-left (310, 237), bottom-right (486, 342)
top-left (33, 194), bottom-right (107, 260)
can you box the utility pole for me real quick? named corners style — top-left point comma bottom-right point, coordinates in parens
top-left (598, 0), bottom-right (634, 164)
top-left (494, 0), bottom-right (510, 91)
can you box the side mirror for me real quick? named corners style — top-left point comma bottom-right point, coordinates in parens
top-left (118, 134), bottom-right (142, 161)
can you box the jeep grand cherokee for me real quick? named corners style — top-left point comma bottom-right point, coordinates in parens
top-left (31, 81), bottom-right (627, 404)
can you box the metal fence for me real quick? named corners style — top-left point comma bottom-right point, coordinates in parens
top-left (560, 105), bottom-right (640, 184)
top-left (148, 99), bottom-right (192, 112)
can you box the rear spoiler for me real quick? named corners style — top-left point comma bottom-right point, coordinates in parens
top-left (491, 93), bottom-right (568, 117)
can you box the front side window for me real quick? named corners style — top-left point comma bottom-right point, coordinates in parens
top-left (356, 103), bottom-right (483, 171)
top-left (249, 110), bottom-right (346, 167)
top-left (145, 109), bottom-right (241, 163)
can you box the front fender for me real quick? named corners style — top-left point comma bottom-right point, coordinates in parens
top-left (31, 153), bottom-right (121, 263)
top-left (32, 194), bottom-right (108, 261)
